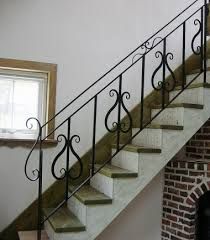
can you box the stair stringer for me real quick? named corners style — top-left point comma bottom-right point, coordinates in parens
top-left (45, 88), bottom-right (210, 240)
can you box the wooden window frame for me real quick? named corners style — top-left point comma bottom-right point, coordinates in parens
top-left (0, 58), bottom-right (57, 146)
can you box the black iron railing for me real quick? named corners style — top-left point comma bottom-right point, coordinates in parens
top-left (25, 1), bottom-right (209, 239)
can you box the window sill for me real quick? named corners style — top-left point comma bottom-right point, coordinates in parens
top-left (0, 138), bottom-right (58, 148)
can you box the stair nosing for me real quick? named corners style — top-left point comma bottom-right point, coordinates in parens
top-left (68, 185), bottom-right (112, 205)
top-left (173, 83), bottom-right (210, 91)
top-left (146, 124), bottom-right (184, 130)
top-left (112, 143), bottom-right (161, 153)
top-left (94, 164), bottom-right (138, 178)
top-left (152, 103), bottom-right (204, 110)
top-left (43, 208), bottom-right (86, 233)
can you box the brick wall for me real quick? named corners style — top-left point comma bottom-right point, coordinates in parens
top-left (186, 119), bottom-right (210, 160)
top-left (162, 161), bottom-right (210, 240)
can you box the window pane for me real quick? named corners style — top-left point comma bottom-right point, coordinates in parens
top-left (0, 79), bottom-right (13, 130)
top-left (13, 80), bottom-right (39, 130)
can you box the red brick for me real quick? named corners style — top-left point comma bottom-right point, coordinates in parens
top-left (165, 168), bottom-right (175, 173)
top-left (167, 214), bottom-right (177, 222)
top-left (180, 191), bottom-right (188, 197)
top-left (184, 226), bottom-right (195, 234)
top-left (168, 188), bottom-right (179, 195)
top-left (177, 231), bottom-right (190, 239)
top-left (195, 187), bottom-right (202, 197)
top-left (201, 183), bottom-right (208, 193)
top-left (162, 231), bottom-right (170, 238)
top-left (166, 226), bottom-right (176, 235)
top-left (186, 198), bottom-right (194, 205)
top-left (173, 210), bottom-right (184, 217)
top-left (182, 176), bottom-right (195, 183)
top-left (186, 147), bottom-right (196, 153)
top-left (176, 169), bottom-right (188, 175)
top-left (172, 195), bottom-right (184, 203)
top-left (170, 175), bottom-right (181, 181)
top-left (163, 193), bottom-right (172, 200)
top-left (191, 140), bottom-right (204, 147)
top-left (172, 222), bottom-right (183, 230)
top-left (168, 201), bottom-right (178, 209)
top-left (165, 180), bottom-right (175, 187)
top-left (162, 219), bottom-right (170, 226)
top-left (175, 182), bottom-right (187, 190)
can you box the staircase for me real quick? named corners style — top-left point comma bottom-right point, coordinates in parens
top-left (21, 1), bottom-right (210, 240)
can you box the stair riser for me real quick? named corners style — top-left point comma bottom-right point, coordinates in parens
top-left (186, 72), bottom-right (210, 85)
top-left (68, 197), bottom-right (87, 225)
top-left (111, 149), bottom-right (139, 172)
top-left (132, 128), bottom-right (162, 148)
top-left (151, 107), bottom-right (185, 126)
top-left (90, 173), bottom-right (114, 198)
top-left (67, 197), bottom-right (119, 238)
top-left (169, 87), bottom-right (204, 105)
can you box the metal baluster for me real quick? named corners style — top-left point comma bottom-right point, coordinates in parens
top-left (117, 75), bottom-right (122, 151)
top-left (182, 22), bottom-right (186, 90)
top-left (91, 96), bottom-right (98, 176)
top-left (37, 129), bottom-right (43, 240)
top-left (65, 118), bottom-right (71, 202)
top-left (140, 56), bottom-right (145, 129)
top-left (162, 39), bottom-right (167, 109)
top-left (204, 0), bottom-right (208, 83)
top-left (201, 7), bottom-right (204, 72)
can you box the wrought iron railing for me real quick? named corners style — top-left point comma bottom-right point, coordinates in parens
top-left (25, 1), bottom-right (209, 239)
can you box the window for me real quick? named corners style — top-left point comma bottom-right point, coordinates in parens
top-left (0, 58), bottom-right (57, 141)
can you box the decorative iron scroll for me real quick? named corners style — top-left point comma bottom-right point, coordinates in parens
top-left (105, 89), bottom-right (132, 134)
top-left (151, 51), bottom-right (176, 92)
top-left (24, 118), bottom-right (42, 182)
top-left (51, 134), bottom-right (83, 180)
top-left (191, 19), bottom-right (202, 55)
top-left (132, 37), bottom-right (164, 63)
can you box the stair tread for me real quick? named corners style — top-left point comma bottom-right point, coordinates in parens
top-left (190, 68), bottom-right (210, 74)
top-left (43, 208), bottom-right (85, 233)
top-left (69, 184), bottom-right (112, 205)
top-left (152, 103), bottom-right (204, 109)
top-left (174, 83), bottom-right (210, 91)
top-left (146, 124), bottom-right (184, 130)
top-left (112, 143), bottom-right (161, 153)
top-left (94, 164), bottom-right (138, 178)
top-left (18, 231), bottom-right (48, 240)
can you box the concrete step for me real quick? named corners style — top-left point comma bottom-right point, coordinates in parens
top-left (94, 164), bottom-right (138, 178)
top-left (151, 103), bottom-right (203, 125)
top-left (18, 231), bottom-right (49, 240)
top-left (112, 143), bottom-right (161, 153)
top-left (132, 125), bottom-right (183, 149)
top-left (169, 85), bottom-right (207, 105)
top-left (43, 208), bottom-right (86, 233)
top-left (111, 143), bottom-right (161, 172)
top-left (186, 71), bottom-right (210, 85)
top-left (68, 184), bottom-right (112, 205)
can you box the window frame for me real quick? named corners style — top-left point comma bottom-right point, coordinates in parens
top-left (0, 58), bottom-right (57, 142)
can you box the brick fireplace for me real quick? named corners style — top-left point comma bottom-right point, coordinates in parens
top-left (162, 119), bottom-right (210, 240)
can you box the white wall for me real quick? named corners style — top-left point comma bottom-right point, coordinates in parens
top-left (0, 0), bottom-right (201, 232)
top-left (96, 171), bottom-right (164, 240)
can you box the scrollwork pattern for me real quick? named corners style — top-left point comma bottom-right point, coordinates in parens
top-left (151, 51), bottom-right (176, 92)
top-left (51, 134), bottom-right (83, 181)
top-left (104, 89), bottom-right (132, 134)
top-left (132, 37), bottom-right (164, 63)
top-left (191, 19), bottom-right (202, 55)
top-left (24, 118), bottom-right (42, 182)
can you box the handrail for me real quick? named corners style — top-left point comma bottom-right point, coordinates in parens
top-left (24, 1), bottom-right (209, 239)
top-left (42, 0), bottom-right (201, 128)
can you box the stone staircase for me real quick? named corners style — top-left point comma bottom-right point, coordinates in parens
top-left (19, 68), bottom-right (210, 239)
